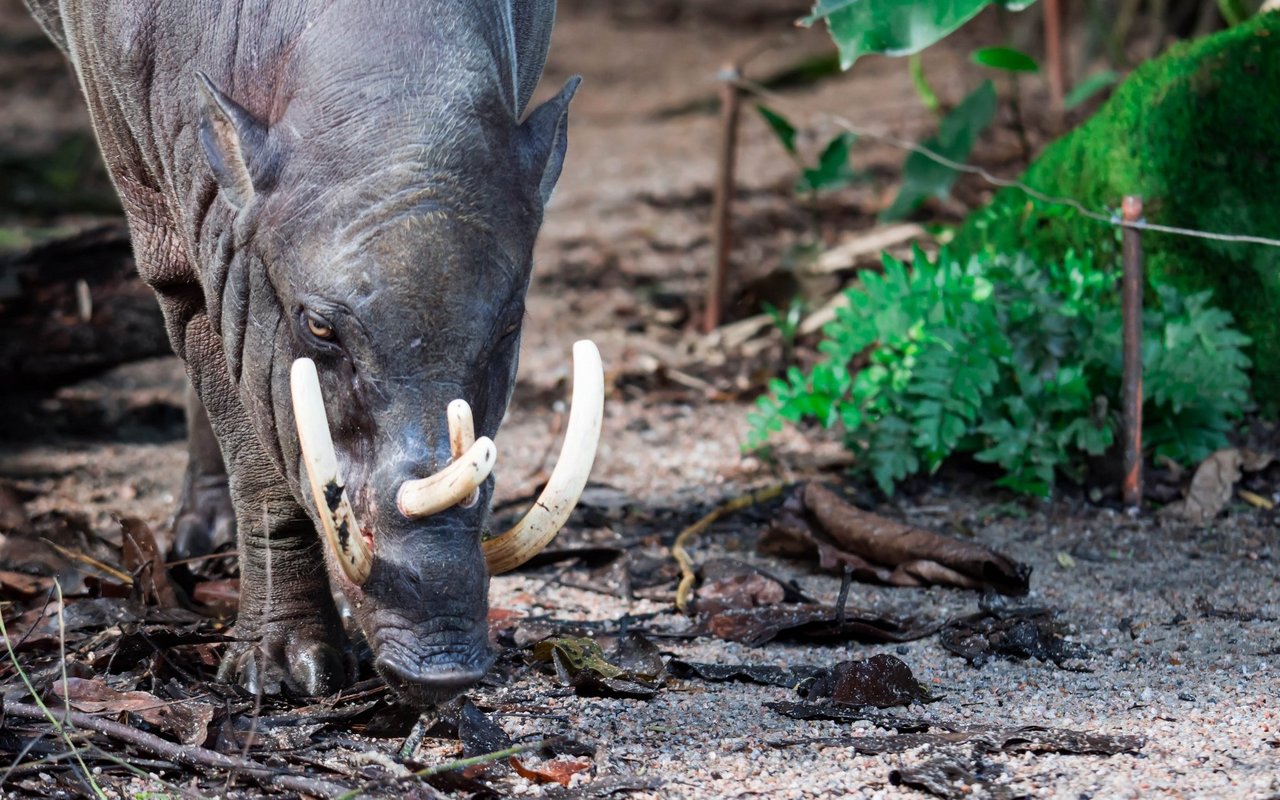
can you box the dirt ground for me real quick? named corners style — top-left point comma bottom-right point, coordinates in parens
top-left (1, 2), bottom-right (1278, 799)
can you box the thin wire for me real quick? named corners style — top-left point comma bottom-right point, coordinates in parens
top-left (733, 77), bottom-right (1280, 249)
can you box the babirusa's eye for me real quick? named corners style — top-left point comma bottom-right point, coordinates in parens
top-left (302, 309), bottom-right (336, 342)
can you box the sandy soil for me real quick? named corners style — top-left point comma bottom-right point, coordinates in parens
top-left (1, 2), bottom-right (1278, 799)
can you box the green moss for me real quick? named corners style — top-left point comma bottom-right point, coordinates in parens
top-left (955, 13), bottom-right (1280, 410)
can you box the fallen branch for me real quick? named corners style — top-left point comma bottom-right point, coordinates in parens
top-left (2, 702), bottom-right (353, 798)
top-left (673, 485), bottom-right (785, 614)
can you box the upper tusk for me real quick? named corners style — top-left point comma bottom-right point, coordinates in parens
top-left (397, 436), bottom-right (496, 518)
top-left (483, 339), bottom-right (605, 574)
top-left (291, 358), bottom-right (373, 585)
top-left (447, 399), bottom-right (480, 508)
top-left (448, 399), bottom-right (475, 458)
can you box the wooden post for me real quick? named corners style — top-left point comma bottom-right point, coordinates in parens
top-left (1043, 0), bottom-right (1065, 122)
top-left (1121, 196), bottom-right (1144, 509)
top-left (704, 62), bottom-right (742, 334)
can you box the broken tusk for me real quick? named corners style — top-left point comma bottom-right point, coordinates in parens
top-left (483, 339), bottom-right (605, 574)
top-left (291, 358), bottom-right (373, 585)
top-left (397, 436), bottom-right (496, 518)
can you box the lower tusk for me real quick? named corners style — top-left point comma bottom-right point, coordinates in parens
top-left (291, 358), bottom-right (373, 585)
top-left (483, 339), bottom-right (605, 574)
top-left (397, 436), bottom-right (496, 518)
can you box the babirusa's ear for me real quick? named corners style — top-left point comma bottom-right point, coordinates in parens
top-left (196, 72), bottom-right (270, 210)
top-left (520, 76), bottom-right (580, 207)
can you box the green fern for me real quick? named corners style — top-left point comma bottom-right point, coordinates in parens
top-left (749, 246), bottom-right (1252, 496)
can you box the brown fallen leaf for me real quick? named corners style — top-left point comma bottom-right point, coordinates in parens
top-left (692, 559), bottom-right (792, 615)
top-left (0, 570), bottom-right (53, 599)
top-left (120, 517), bottom-right (178, 608)
top-left (0, 482), bottom-right (30, 532)
top-left (804, 654), bottom-right (936, 707)
top-left (510, 755), bottom-right (593, 787)
top-left (1163, 448), bottom-right (1273, 522)
top-left (759, 498), bottom-right (891, 583)
top-left (763, 484), bottom-right (1030, 595)
top-left (529, 634), bottom-right (664, 699)
top-left (192, 579), bottom-right (239, 616)
top-left (699, 603), bottom-right (935, 647)
top-left (52, 677), bottom-right (214, 746)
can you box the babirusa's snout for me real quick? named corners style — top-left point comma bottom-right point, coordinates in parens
top-left (483, 339), bottom-right (604, 574)
top-left (290, 358), bottom-right (374, 584)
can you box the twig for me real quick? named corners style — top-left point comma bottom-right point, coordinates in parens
top-left (399, 708), bottom-right (438, 760)
top-left (0, 582), bottom-right (106, 799)
top-left (2, 582), bottom-right (199, 797)
top-left (2, 702), bottom-right (353, 798)
top-left (336, 738), bottom-right (559, 800)
top-left (672, 485), bottom-right (785, 613)
top-left (42, 540), bottom-right (133, 585)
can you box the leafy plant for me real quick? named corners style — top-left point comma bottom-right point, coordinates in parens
top-left (747, 247), bottom-right (1252, 496)
top-left (970, 46), bottom-right (1039, 72)
top-left (881, 80), bottom-right (998, 221)
top-left (763, 299), bottom-right (807, 365)
top-left (758, 105), bottom-right (862, 197)
top-left (805, 0), bottom-right (1038, 71)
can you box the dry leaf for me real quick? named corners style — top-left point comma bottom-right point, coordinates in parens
top-left (192, 579), bottom-right (239, 616)
top-left (763, 484), bottom-right (1030, 595)
top-left (510, 756), bottom-right (593, 787)
top-left (53, 677), bottom-right (214, 745)
top-left (1166, 449), bottom-right (1242, 522)
top-left (120, 518), bottom-right (178, 607)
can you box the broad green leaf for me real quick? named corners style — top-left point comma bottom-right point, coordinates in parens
top-left (881, 80), bottom-right (997, 221)
top-left (970, 46), bottom-right (1038, 73)
top-left (805, 0), bottom-right (1038, 71)
top-left (798, 132), bottom-right (859, 193)
top-left (1063, 70), bottom-right (1118, 110)
top-left (756, 104), bottom-right (798, 155)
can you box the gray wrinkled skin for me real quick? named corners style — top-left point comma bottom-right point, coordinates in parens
top-left (24, 0), bottom-right (576, 707)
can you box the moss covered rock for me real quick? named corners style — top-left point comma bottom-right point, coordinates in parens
top-left (955, 12), bottom-right (1280, 408)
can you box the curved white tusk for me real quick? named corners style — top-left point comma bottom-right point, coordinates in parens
top-left (448, 399), bottom-right (475, 458)
top-left (397, 437), bottom-right (496, 518)
top-left (447, 399), bottom-right (480, 509)
top-left (291, 358), bottom-right (373, 585)
top-left (483, 339), bottom-right (605, 574)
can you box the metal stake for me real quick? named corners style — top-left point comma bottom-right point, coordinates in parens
top-left (1121, 195), bottom-right (1144, 509)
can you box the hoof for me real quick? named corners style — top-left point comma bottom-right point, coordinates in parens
top-left (171, 474), bottom-right (236, 560)
top-left (217, 623), bottom-right (350, 697)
